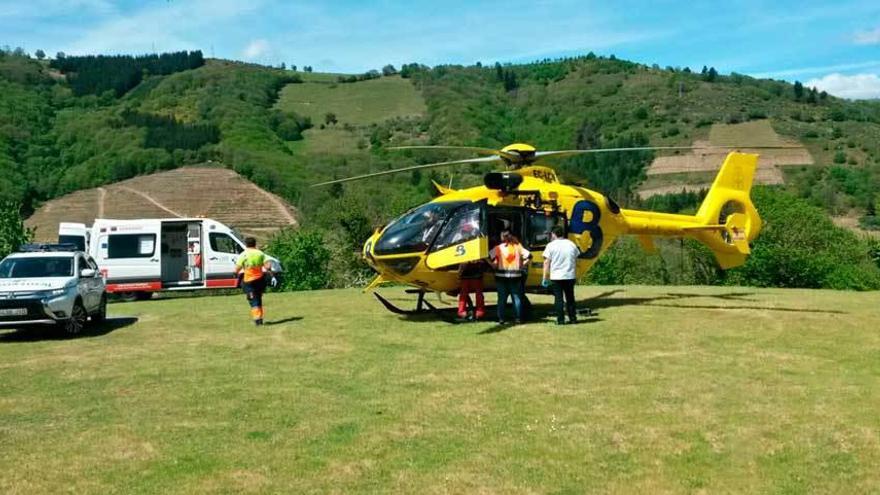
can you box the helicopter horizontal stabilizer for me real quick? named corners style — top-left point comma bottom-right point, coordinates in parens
top-left (637, 235), bottom-right (657, 254)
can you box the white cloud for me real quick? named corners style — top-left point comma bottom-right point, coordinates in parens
top-left (242, 39), bottom-right (270, 60)
top-left (751, 60), bottom-right (880, 79)
top-left (854, 27), bottom-right (880, 45)
top-left (805, 73), bottom-right (880, 100)
top-left (65, 0), bottom-right (263, 55)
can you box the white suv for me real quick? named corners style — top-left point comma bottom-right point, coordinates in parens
top-left (0, 245), bottom-right (107, 335)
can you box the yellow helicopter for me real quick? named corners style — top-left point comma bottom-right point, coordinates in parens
top-left (314, 143), bottom-right (768, 314)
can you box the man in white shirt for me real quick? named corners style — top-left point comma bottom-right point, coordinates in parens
top-left (542, 226), bottom-right (580, 325)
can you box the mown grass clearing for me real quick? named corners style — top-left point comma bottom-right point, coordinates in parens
top-left (286, 128), bottom-right (367, 157)
top-left (276, 75), bottom-right (425, 126)
top-left (1, 286), bottom-right (878, 493)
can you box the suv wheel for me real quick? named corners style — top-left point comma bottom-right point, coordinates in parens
top-left (92, 295), bottom-right (107, 324)
top-left (62, 301), bottom-right (87, 336)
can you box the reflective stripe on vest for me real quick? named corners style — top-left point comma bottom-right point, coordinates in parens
top-left (494, 243), bottom-right (523, 278)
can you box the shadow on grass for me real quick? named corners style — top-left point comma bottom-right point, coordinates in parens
top-left (264, 316), bottom-right (303, 326)
top-left (0, 316), bottom-right (139, 343)
top-left (477, 313), bottom-right (603, 334)
top-left (382, 287), bottom-right (844, 329)
top-left (588, 290), bottom-right (845, 314)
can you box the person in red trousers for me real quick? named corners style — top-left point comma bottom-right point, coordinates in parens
top-left (457, 258), bottom-right (488, 321)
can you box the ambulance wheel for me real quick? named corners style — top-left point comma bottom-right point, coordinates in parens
top-left (118, 291), bottom-right (152, 302)
top-left (117, 292), bottom-right (137, 302)
top-left (135, 292), bottom-right (153, 301)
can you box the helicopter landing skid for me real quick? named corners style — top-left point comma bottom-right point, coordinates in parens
top-left (374, 291), bottom-right (439, 315)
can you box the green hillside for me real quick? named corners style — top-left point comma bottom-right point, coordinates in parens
top-left (1, 286), bottom-right (879, 493)
top-left (3, 49), bottom-right (880, 288)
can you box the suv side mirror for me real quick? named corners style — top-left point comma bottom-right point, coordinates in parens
top-left (80, 268), bottom-right (96, 278)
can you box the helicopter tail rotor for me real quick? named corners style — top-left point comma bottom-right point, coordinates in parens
top-left (690, 152), bottom-right (762, 268)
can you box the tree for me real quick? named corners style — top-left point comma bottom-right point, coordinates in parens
top-left (280, 62), bottom-right (286, 70)
top-left (381, 64), bottom-right (397, 76)
top-left (807, 87), bottom-right (818, 104)
top-left (56, 51), bottom-right (65, 60)
top-left (706, 67), bottom-right (718, 82)
top-left (324, 112), bottom-right (337, 125)
top-left (35, 49), bottom-right (45, 60)
top-left (0, 202), bottom-right (33, 259)
top-left (291, 64), bottom-right (297, 71)
top-left (793, 80), bottom-right (804, 100)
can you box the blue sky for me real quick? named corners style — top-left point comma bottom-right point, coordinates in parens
top-left (2, 0), bottom-right (880, 98)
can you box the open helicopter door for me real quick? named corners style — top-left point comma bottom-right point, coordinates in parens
top-left (425, 201), bottom-right (489, 270)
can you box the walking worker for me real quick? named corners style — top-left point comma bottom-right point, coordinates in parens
top-left (542, 226), bottom-right (580, 325)
top-left (489, 230), bottom-right (531, 324)
top-left (234, 237), bottom-right (276, 326)
top-left (457, 258), bottom-right (488, 320)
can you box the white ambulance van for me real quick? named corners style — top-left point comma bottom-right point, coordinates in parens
top-left (59, 218), bottom-right (281, 299)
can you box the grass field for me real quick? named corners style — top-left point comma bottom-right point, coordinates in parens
top-left (1, 286), bottom-right (878, 493)
top-left (276, 75), bottom-right (426, 126)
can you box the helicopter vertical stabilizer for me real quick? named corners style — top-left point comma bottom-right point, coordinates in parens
top-left (622, 152), bottom-right (761, 269)
top-left (692, 152), bottom-right (762, 268)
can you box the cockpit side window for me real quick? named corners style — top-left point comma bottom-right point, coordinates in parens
top-left (430, 204), bottom-right (483, 253)
top-left (374, 201), bottom-right (467, 255)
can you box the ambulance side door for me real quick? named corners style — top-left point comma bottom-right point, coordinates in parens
top-left (205, 231), bottom-right (243, 288)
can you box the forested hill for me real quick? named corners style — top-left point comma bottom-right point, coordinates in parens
top-left (2, 47), bottom-right (880, 289)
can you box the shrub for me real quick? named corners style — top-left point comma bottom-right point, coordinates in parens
top-left (725, 188), bottom-right (880, 290)
top-left (265, 229), bottom-right (331, 291)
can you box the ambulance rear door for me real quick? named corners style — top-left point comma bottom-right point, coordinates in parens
top-left (95, 220), bottom-right (162, 293)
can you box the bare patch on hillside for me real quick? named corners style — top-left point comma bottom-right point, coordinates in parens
top-left (832, 216), bottom-right (880, 239)
top-left (640, 120), bottom-right (813, 198)
top-left (27, 166), bottom-right (297, 242)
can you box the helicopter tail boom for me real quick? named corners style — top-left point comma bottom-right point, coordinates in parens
top-left (622, 152), bottom-right (761, 269)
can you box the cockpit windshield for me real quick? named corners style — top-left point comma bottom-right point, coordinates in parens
top-left (374, 201), bottom-right (468, 255)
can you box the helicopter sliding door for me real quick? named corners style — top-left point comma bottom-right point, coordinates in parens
top-left (425, 201), bottom-right (488, 269)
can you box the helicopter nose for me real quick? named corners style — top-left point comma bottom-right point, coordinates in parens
top-left (362, 233), bottom-right (380, 267)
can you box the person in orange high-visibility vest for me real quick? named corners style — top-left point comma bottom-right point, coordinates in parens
top-left (234, 237), bottom-right (276, 326)
top-left (489, 230), bottom-right (531, 324)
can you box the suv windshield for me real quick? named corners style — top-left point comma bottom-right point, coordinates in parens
top-left (0, 257), bottom-right (74, 278)
top-left (374, 201), bottom-right (467, 255)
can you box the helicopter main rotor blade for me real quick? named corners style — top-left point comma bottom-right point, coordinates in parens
top-left (534, 145), bottom-right (805, 160)
top-left (389, 145), bottom-right (520, 161)
top-left (311, 155), bottom-right (501, 187)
